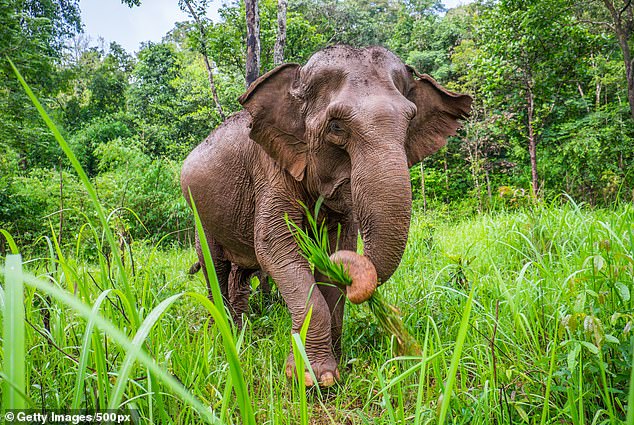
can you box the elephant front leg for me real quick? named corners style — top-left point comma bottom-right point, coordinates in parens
top-left (280, 272), bottom-right (340, 387)
top-left (255, 216), bottom-right (340, 387)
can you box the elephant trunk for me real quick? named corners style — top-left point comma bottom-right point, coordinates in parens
top-left (330, 250), bottom-right (378, 303)
top-left (350, 144), bottom-right (412, 283)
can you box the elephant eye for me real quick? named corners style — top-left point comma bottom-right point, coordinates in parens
top-left (328, 120), bottom-right (346, 136)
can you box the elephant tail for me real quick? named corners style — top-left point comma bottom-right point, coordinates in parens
top-left (188, 261), bottom-right (202, 274)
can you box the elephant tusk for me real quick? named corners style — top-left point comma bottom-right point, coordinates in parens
top-left (329, 250), bottom-right (378, 304)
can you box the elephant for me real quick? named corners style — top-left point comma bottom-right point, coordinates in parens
top-left (188, 259), bottom-right (272, 323)
top-left (181, 45), bottom-right (472, 386)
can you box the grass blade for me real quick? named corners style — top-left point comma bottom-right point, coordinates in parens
top-left (187, 189), bottom-right (255, 425)
top-left (625, 337), bottom-right (634, 425)
top-left (0, 229), bottom-right (19, 255)
top-left (71, 288), bottom-right (118, 409)
top-left (187, 189), bottom-right (228, 325)
top-left (539, 319), bottom-right (559, 425)
top-left (109, 293), bottom-right (185, 410)
top-left (291, 306), bottom-right (318, 425)
top-left (437, 284), bottom-right (475, 424)
top-left (2, 254), bottom-right (26, 410)
top-left (414, 322), bottom-right (431, 425)
top-left (186, 292), bottom-right (255, 425)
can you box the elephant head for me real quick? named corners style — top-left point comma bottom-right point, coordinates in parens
top-left (239, 46), bottom-right (472, 283)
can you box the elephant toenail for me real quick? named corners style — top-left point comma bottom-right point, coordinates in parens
top-left (319, 372), bottom-right (336, 387)
top-left (304, 371), bottom-right (314, 387)
top-left (285, 364), bottom-right (294, 380)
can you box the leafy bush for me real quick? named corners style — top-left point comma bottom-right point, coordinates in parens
top-left (2, 166), bottom-right (89, 249)
top-left (545, 105), bottom-right (634, 204)
top-left (93, 138), bottom-right (191, 243)
top-left (1, 138), bottom-right (190, 253)
top-left (68, 114), bottom-right (134, 176)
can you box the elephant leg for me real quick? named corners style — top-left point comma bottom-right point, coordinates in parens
top-left (195, 229), bottom-right (230, 304)
top-left (228, 265), bottom-right (254, 329)
top-left (276, 270), bottom-right (339, 387)
top-left (315, 278), bottom-right (346, 362)
top-left (255, 206), bottom-right (339, 387)
top-left (254, 270), bottom-right (271, 301)
top-left (250, 270), bottom-right (272, 316)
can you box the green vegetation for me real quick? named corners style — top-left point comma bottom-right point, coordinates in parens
top-left (2, 0), bottom-right (634, 250)
top-left (2, 0), bottom-right (634, 422)
top-left (3, 197), bottom-right (633, 422)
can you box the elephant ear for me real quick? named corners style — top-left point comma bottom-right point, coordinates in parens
top-left (238, 63), bottom-right (307, 181)
top-left (404, 66), bottom-right (472, 167)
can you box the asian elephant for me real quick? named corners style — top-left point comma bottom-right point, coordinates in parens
top-left (181, 45), bottom-right (472, 386)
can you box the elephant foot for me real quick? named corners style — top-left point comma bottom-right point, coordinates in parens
top-left (285, 353), bottom-right (340, 387)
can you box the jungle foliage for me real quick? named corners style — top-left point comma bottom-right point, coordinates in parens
top-left (1, 0), bottom-right (633, 250)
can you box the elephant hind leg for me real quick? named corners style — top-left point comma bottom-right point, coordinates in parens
top-left (188, 261), bottom-right (201, 274)
top-left (195, 229), bottom-right (231, 304)
top-left (228, 265), bottom-right (255, 329)
top-left (253, 270), bottom-right (272, 303)
top-left (316, 279), bottom-right (346, 363)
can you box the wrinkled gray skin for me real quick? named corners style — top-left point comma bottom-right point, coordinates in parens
top-left (181, 45), bottom-right (472, 385)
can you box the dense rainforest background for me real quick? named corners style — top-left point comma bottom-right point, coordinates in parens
top-left (2, 0), bottom-right (633, 252)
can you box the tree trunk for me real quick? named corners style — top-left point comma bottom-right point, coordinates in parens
top-left (182, 0), bottom-right (225, 120)
top-left (466, 141), bottom-right (482, 212)
top-left (202, 54), bottom-right (225, 120)
top-left (577, 82), bottom-right (590, 113)
top-left (602, 0), bottom-right (634, 120)
top-left (420, 161), bottom-right (427, 213)
top-left (443, 152), bottom-right (449, 202)
top-left (274, 0), bottom-right (288, 66)
top-left (485, 167), bottom-right (492, 207)
top-left (616, 27), bottom-right (634, 120)
top-left (527, 86), bottom-right (539, 198)
top-left (622, 48), bottom-right (634, 119)
top-left (245, 0), bottom-right (261, 87)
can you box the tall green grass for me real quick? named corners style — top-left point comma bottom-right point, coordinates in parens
top-left (3, 254), bottom-right (26, 409)
top-left (3, 196), bottom-right (633, 423)
top-left (7, 59), bottom-right (140, 328)
top-left (1, 60), bottom-right (632, 423)
top-left (2, 61), bottom-right (251, 423)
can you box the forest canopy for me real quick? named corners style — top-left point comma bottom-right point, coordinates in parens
top-left (1, 0), bottom-right (633, 250)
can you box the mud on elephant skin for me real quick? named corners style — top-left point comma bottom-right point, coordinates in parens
top-left (181, 45), bottom-right (472, 386)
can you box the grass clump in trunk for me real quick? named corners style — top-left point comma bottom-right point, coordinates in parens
top-left (285, 198), bottom-right (421, 356)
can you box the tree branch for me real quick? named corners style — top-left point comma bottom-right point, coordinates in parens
top-left (576, 18), bottom-right (614, 30)
top-left (619, 0), bottom-right (632, 19)
top-left (182, 0), bottom-right (225, 120)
